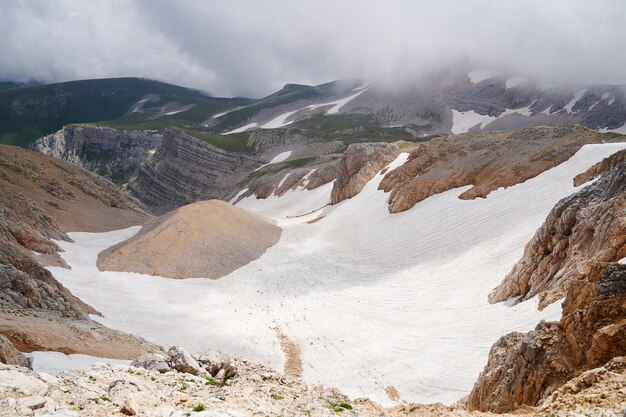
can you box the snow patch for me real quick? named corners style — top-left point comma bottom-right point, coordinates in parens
top-left (269, 151), bottom-right (292, 164)
top-left (600, 122), bottom-right (626, 135)
top-left (222, 123), bottom-right (258, 135)
top-left (468, 70), bottom-right (497, 84)
top-left (28, 351), bottom-right (130, 374)
top-left (451, 110), bottom-right (497, 134)
top-left (564, 89), bottom-right (587, 114)
top-left (260, 111), bottom-right (300, 129)
top-left (505, 77), bottom-right (527, 89)
top-left (229, 188), bottom-right (249, 204)
top-left (307, 89), bottom-right (368, 115)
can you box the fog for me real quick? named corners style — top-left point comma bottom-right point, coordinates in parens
top-left (1, 0), bottom-right (624, 97)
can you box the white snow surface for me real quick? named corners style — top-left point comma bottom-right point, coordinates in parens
top-left (600, 122), bottom-right (626, 135)
top-left (467, 70), bottom-right (497, 84)
top-left (28, 351), bottom-right (130, 374)
top-left (222, 122), bottom-right (258, 135)
top-left (564, 89), bottom-right (587, 114)
top-left (48, 143), bottom-right (626, 406)
top-left (269, 151), bottom-right (292, 164)
top-left (451, 109), bottom-right (497, 134)
top-left (505, 76), bottom-right (527, 89)
top-left (260, 110), bottom-right (300, 129)
top-left (307, 89), bottom-right (368, 115)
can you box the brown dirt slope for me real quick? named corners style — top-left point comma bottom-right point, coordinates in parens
top-left (379, 125), bottom-right (624, 213)
top-left (98, 200), bottom-right (281, 279)
top-left (0, 145), bottom-right (156, 357)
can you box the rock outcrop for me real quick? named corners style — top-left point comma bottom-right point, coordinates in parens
top-left (0, 145), bottom-right (156, 358)
top-left (489, 158), bottom-right (626, 308)
top-left (228, 155), bottom-right (341, 203)
top-left (330, 143), bottom-right (399, 204)
top-left (31, 125), bottom-right (162, 185)
top-left (379, 125), bottom-right (622, 213)
top-left (0, 335), bottom-right (29, 368)
top-left (97, 200), bottom-right (281, 279)
top-left (126, 127), bottom-right (262, 214)
top-left (0, 145), bottom-right (149, 318)
top-left (468, 161), bottom-right (626, 412)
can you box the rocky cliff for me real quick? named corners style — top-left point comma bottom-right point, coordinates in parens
top-left (31, 125), bottom-right (162, 185)
top-left (379, 126), bottom-right (623, 213)
top-left (331, 143), bottom-right (400, 204)
top-left (468, 160), bottom-right (626, 412)
top-left (0, 145), bottom-right (157, 358)
top-left (127, 127), bottom-right (262, 214)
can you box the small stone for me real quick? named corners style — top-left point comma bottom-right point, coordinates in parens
top-left (18, 395), bottom-right (47, 410)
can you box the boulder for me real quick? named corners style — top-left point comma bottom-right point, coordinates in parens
top-left (130, 353), bottom-right (171, 373)
top-left (167, 346), bottom-right (202, 375)
top-left (0, 334), bottom-right (30, 368)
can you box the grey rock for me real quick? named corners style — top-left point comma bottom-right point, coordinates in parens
top-left (127, 127), bottom-right (262, 214)
top-left (31, 125), bottom-right (162, 185)
top-left (130, 354), bottom-right (170, 373)
top-left (166, 345), bottom-right (202, 375)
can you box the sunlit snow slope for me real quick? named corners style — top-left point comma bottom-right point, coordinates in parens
top-left (49, 142), bottom-right (626, 406)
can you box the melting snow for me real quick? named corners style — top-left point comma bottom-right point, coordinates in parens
top-left (260, 111), bottom-right (300, 129)
top-left (222, 123), bottom-right (258, 135)
top-left (451, 109), bottom-right (498, 134)
top-left (28, 351), bottom-right (130, 374)
top-left (48, 143), bottom-right (626, 406)
top-left (467, 70), bottom-right (497, 84)
top-left (307, 89), bottom-right (368, 115)
top-left (505, 77), bottom-right (527, 89)
top-left (564, 89), bottom-right (587, 114)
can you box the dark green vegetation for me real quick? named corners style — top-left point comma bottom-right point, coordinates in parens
top-left (182, 129), bottom-right (254, 154)
top-left (192, 404), bottom-right (206, 412)
top-left (0, 77), bottom-right (250, 146)
top-left (287, 113), bottom-right (419, 145)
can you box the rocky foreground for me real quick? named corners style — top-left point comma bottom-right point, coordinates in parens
top-left (1, 344), bottom-right (625, 417)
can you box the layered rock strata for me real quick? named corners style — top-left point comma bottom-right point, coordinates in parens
top-left (127, 128), bottom-right (262, 214)
top-left (379, 126), bottom-right (623, 213)
top-left (31, 125), bottom-right (161, 184)
top-left (468, 160), bottom-right (626, 412)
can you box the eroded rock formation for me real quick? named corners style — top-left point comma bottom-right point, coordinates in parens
top-left (31, 125), bottom-right (162, 185)
top-left (379, 126), bottom-right (621, 213)
top-left (468, 160), bottom-right (626, 412)
top-left (331, 143), bottom-right (399, 204)
top-left (127, 127), bottom-right (262, 214)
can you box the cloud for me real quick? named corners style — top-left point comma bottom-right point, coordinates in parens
top-left (1, 0), bottom-right (625, 97)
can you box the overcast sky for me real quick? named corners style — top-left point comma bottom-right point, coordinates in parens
top-left (1, 0), bottom-right (625, 97)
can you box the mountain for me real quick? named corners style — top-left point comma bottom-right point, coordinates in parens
top-left (0, 145), bottom-right (159, 360)
top-left (0, 77), bottom-right (250, 146)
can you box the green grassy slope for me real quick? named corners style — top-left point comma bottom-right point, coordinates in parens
top-left (0, 77), bottom-right (250, 146)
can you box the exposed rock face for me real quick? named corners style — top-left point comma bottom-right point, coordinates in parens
top-left (97, 200), bottom-right (281, 279)
top-left (0, 145), bottom-right (155, 358)
top-left (127, 127), bottom-right (262, 214)
top-left (30, 125), bottom-right (162, 185)
top-left (379, 126), bottom-right (621, 213)
top-left (489, 159), bottom-right (626, 308)
top-left (573, 148), bottom-right (626, 186)
top-left (228, 155), bottom-right (341, 204)
top-left (0, 145), bottom-right (149, 319)
top-left (0, 335), bottom-right (29, 368)
top-left (468, 161), bottom-right (626, 412)
top-left (331, 143), bottom-right (399, 204)
top-left (247, 128), bottom-right (324, 153)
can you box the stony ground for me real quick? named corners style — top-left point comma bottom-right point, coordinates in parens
top-left (1, 350), bottom-right (625, 417)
